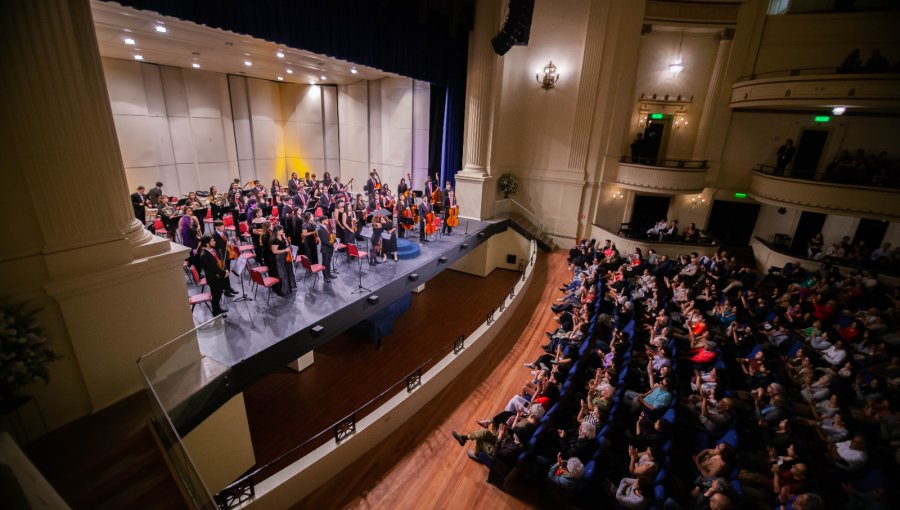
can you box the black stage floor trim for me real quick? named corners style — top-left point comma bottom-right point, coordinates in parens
top-left (172, 219), bottom-right (507, 434)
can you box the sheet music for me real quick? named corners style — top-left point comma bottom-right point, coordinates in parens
top-left (360, 226), bottom-right (374, 239)
top-left (232, 255), bottom-right (247, 276)
top-left (381, 232), bottom-right (392, 241)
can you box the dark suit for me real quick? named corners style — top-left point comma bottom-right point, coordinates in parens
top-left (147, 187), bottom-right (163, 207)
top-left (418, 202), bottom-right (430, 241)
top-left (288, 178), bottom-right (301, 196)
top-left (211, 231), bottom-right (232, 273)
top-left (442, 196), bottom-right (455, 234)
top-left (316, 223), bottom-right (334, 278)
top-left (131, 192), bottom-right (147, 224)
top-left (198, 248), bottom-right (229, 315)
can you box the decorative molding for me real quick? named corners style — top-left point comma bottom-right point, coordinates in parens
top-left (749, 171), bottom-right (900, 221)
top-left (568, 1), bottom-right (610, 171)
top-left (644, 1), bottom-right (740, 26)
top-left (616, 162), bottom-right (707, 194)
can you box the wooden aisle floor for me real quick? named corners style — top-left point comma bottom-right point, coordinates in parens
top-left (297, 250), bottom-right (567, 510)
top-left (243, 264), bottom-right (522, 475)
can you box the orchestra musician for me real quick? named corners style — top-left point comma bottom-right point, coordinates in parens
top-left (397, 176), bottom-right (409, 198)
top-left (227, 182), bottom-right (243, 220)
top-left (131, 185), bottom-right (148, 225)
top-left (212, 220), bottom-right (239, 295)
top-left (316, 216), bottom-right (337, 280)
top-left (382, 215), bottom-right (398, 262)
top-left (147, 181), bottom-right (164, 207)
top-left (209, 185), bottom-right (226, 220)
top-left (270, 178), bottom-right (282, 199)
top-left (155, 195), bottom-right (176, 240)
top-left (370, 214), bottom-right (384, 265)
top-left (288, 172), bottom-right (301, 196)
top-left (336, 200), bottom-right (356, 244)
top-left (270, 225), bottom-right (296, 295)
top-left (249, 208), bottom-right (266, 263)
top-left (197, 235), bottom-right (230, 316)
top-left (301, 212), bottom-right (319, 264)
top-left (417, 197), bottom-right (431, 243)
top-left (322, 171), bottom-right (333, 189)
top-left (366, 169), bottom-right (381, 198)
top-left (286, 208), bottom-right (304, 251)
top-left (179, 206), bottom-right (201, 264)
top-left (442, 189), bottom-right (457, 235)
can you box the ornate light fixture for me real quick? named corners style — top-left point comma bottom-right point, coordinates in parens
top-left (536, 61), bottom-right (560, 90)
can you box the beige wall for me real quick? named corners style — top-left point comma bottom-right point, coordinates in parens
top-left (337, 77), bottom-right (430, 194)
top-left (104, 58), bottom-right (427, 196)
top-left (754, 11), bottom-right (900, 75)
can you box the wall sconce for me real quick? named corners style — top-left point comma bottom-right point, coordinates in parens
top-left (674, 114), bottom-right (688, 129)
top-left (690, 194), bottom-right (706, 207)
top-left (612, 191), bottom-right (624, 200)
top-left (536, 61), bottom-right (560, 90)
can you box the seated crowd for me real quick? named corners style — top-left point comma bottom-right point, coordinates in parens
top-left (450, 238), bottom-right (898, 509)
top-left (823, 149), bottom-right (898, 188)
top-left (806, 232), bottom-right (897, 274)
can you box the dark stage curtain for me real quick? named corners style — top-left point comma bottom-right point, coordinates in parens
top-left (117, 0), bottom-right (472, 182)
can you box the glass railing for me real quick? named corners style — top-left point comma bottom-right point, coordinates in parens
top-left (214, 240), bottom-right (538, 508)
top-left (137, 315), bottom-right (230, 510)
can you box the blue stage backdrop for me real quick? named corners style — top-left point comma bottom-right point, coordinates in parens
top-left (117, 0), bottom-right (472, 186)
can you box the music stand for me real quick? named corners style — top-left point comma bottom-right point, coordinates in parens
top-left (350, 237), bottom-right (372, 295)
top-left (231, 254), bottom-right (253, 302)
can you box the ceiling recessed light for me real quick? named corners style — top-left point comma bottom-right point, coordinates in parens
top-left (133, 54), bottom-right (144, 61)
top-left (124, 37), bottom-right (135, 45)
top-left (155, 25), bottom-right (167, 33)
top-left (286, 69), bottom-right (293, 74)
top-left (320, 75), bottom-right (326, 80)
top-left (276, 51), bottom-right (285, 58)
top-left (192, 63), bottom-right (200, 69)
top-left (244, 61), bottom-right (252, 67)
top-left (224, 42), bottom-right (234, 47)
top-left (277, 76), bottom-right (283, 81)
top-left (309, 80), bottom-right (316, 85)
top-left (350, 67), bottom-right (358, 74)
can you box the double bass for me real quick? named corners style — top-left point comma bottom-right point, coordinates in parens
top-left (424, 211), bottom-right (437, 236)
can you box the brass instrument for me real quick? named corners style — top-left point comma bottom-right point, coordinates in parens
top-left (161, 205), bottom-right (175, 217)
top-left (211, 194), bottom-right (228, 207)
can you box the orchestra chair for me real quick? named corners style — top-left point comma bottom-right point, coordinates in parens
top-left (189, 292), bottom-right (213, 315)
top-left (203, 207), bottom-right (214, 234)
top-left (238, 221), bottom-right (253, 245)
top-left (347, 243), bottom-right (368, 263)
top-left (152, 218), bottom-right (168, 238)
top-left (222, 214), bottom-right (237, 238)
top-left (182, 260), bottom-right (193, 283)
top-left (249, 266), bottom-right (279, 305)
top-left (298, 255), bottom-right (326, 285)
top-left (189, 265), bottom-right (207, 292)
top-left (334, 241), bottom-right (347, 266)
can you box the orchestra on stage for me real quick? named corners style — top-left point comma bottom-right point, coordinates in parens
top-left (130, 170), bottom-right (461, 315)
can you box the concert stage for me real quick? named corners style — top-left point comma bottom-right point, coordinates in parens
top-left (172, 218), bottom-right (510, 433)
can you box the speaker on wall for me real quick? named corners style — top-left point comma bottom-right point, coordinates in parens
top-left (491, 0), bottom-right (535, 56)
top-left (506, 254), bottom-right (517, 264)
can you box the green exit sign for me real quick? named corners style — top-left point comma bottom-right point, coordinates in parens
top-left (650, 113), bottom-right (664, 120)
top-left (734, 192), bottom-right (748, 198)
top-left (814, 116), bottom-right (830, 122)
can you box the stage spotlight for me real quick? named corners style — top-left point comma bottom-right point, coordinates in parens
top-left (311, 325), bottom-right (325, 337)
top-left (478, 232), bottom-right (486, 238)
top-left (461, 243), bottom-right (469, 249)
top-left (408, 273), bottom-right (419, 281)
top-left (367, 295), bottom-right (380, 305)
top-left (439, 257), bottom-right (448, 264)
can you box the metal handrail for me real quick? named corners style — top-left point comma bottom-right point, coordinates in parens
top-left (216, 243), bottom-right (537, 504)
top-left (619, 156), bottom-right (708, 169)
top-left (736, 66), bottom-right (900, 82)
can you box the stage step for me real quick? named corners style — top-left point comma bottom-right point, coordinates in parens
top-left (504, 214), bottom-right (555, 252)
top-left (396, 239), bottom-right (421, 259)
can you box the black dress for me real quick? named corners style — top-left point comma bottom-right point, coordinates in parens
top-left (302, 221), bottom-right (319, 265)
top-left (382, 219), bottom-right (398, 256)
top-left (370, 222), bottom-right (383, 262)
top-left (270, 236), bottom-right (296, 294)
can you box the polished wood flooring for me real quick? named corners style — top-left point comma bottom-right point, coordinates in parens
top-left (243, 265), bottom-right (522, 477)
top-left (297, 251), bottom-right (567, 510)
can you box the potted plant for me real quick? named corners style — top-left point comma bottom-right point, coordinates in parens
top-left (0, 304), bottom-right (57, 412)
top-left (498, 173), bottom-right (519, 199)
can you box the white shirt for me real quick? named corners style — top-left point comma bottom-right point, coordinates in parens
top-left (835, 440), bottom-right (867, 470)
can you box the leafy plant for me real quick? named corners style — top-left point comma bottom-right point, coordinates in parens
top-left (498, 173), bottom-right (519, 197)
top-left (0, 305), bottom-right (57, 402)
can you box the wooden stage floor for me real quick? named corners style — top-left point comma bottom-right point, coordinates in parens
top-left (296, 250), bottom-right (566, 510)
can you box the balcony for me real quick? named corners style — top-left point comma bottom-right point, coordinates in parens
top-left (749, 165), bottom-right (900, 221)
top-left (616, 157), bottom-right (708, 194)
top-left (730, 70), bottom-right (900, 110)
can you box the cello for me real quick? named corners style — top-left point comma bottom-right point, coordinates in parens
top-left (424, 211), bottom-right (437, 236)
top-left (446, 205), bottom-right (459, 228)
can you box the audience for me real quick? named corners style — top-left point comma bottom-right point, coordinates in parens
top-left (450, 237), bottom-right (897, 508)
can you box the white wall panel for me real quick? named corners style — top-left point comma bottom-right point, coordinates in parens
top-left (102, 58), bottom-right (148, 116)
top-left (167, 116), bottom-right (195, 164)
top-left (140, 64), bottom-right (167, 117)
top-left (191, 117), bottom-right (229, 163)
top-left (184, 70), bottom-right (224, 118)
top-left (159, 66), bottom-right (190, 118)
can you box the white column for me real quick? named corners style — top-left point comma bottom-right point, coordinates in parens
top-left (0, 0), bottom-right (195, 428)
top-left (455, 0), bottom-right (504, 220)
top-left (692, 29), bottom-right (734, 161)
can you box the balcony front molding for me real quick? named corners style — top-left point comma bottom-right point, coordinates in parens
top-left (730, 73), bottom-right (900, 110)
top-left (616, 162), bottom-right (707, 194)
top-left (749, 171), bottom-right (900, 221)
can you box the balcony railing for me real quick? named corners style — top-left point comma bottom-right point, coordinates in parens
top-left (619, 155), bottom-right (709, 169)
top-left (752, 163), bottom-right (900, 190)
